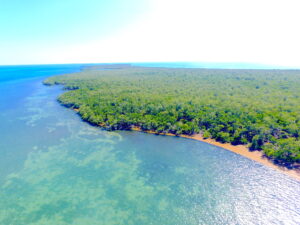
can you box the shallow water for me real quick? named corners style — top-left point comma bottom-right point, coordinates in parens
top-left (0, 65), bottom-right (299, 225)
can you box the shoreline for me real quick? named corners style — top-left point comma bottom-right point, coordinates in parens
top-left (73, 109), bottom-right (300, 181)
top-left (132, 127), bottom-right (300, 181)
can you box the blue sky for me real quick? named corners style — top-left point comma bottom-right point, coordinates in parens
top-left (1, 0), bottom-right (300, 67)
top-left (0, 0), bottom-right (147, 44)
top-left (0, 0), bottom-right (149, 64)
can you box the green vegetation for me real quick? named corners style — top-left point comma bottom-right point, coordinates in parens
top-left (44, 66), bottom-right (300, 164)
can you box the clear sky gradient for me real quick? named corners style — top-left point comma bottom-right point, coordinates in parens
top-left (1, 0), bottom-right (300, 67)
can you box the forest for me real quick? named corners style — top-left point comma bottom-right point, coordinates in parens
top-left (44, 65), bottom-right (300, 165)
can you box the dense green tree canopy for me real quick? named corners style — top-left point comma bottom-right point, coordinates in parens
top-left (44, 66), bottom-right (300, 164)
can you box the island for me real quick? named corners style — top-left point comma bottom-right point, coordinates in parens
top-left (44, 65), bottom-right (300, 179)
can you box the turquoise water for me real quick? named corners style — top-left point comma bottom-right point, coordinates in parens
top-left (0, 65), bottom-right (300, 225)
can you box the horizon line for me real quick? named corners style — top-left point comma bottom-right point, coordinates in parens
top-left (0, 61), bottom-right (299, 70)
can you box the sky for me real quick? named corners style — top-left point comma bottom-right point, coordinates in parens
top-left (0, 0), bottom-right (300, 67)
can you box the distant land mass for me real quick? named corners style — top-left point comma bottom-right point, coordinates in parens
top-left (44, 64), bottom-right (300, 172)
top-left (132, 62), bottom-right (298, 70)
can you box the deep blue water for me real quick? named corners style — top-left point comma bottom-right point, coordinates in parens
top-left (0, 64), bottom-right (299, 225)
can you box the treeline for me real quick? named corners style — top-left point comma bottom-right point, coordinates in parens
top-left (44, 66), bottom-right (300, 164)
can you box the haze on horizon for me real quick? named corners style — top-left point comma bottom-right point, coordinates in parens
top-left (0, 0), bottom-right (300, 68)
